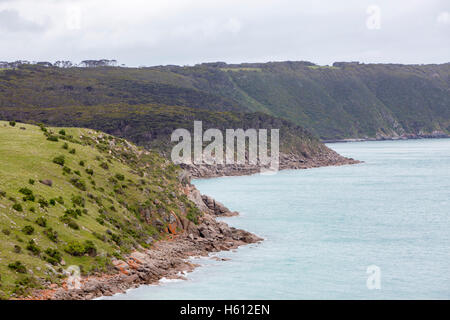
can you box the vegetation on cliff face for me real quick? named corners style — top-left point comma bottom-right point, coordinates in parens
top-left (1, 103), bottom-right (330, 160)
top-left (0, 121), bottom-right (200, 299)
top-left (0, 62), bottom-right (448, 140)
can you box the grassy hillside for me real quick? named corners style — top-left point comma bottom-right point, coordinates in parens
top-left (0, 121), bottom-right (200, 299)
top-left (0, 62), bottom-right (448, 140)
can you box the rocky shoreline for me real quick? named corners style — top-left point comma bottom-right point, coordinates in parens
top-left (322, 132), bottom-right (450, 143)
top-left (183, 151), bottom-right (360, 178)
top-left (28, 184), bottom-right (261, 300)
top-left (27, 152), bottom-right (358, 300)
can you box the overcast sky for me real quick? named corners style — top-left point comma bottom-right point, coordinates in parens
top-left (0, 0), bottom-right (448, 66)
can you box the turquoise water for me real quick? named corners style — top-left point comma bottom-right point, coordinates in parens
top-left (108, 139), bottom-right (450, 299)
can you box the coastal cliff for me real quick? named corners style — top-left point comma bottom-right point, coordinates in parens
top-left (0, 121), bottom-right (356, 299)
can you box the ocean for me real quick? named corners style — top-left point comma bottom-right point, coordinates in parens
top-left (105, 139), bottom-right (450, 299)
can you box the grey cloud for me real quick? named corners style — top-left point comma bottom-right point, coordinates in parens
top-left (0, 0), bottom-right (448, 65)
top-left (0, 9), bottom-right (48, 32)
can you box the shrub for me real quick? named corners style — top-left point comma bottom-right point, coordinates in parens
top-left (74, 170), bottom-right (81, 176)
top-left (84, 240), bottom-right (97, 257)
top-left (38, 198), bottom-right (49, 208)
top-left (64, 209), bottom-right (81, 219)
top-left (19, 187), bottom-right (33, 196)
top-left (47, 135), bottom-right (59, 142)
top-left (115, 173), bottom-right (125, 181)
top-left (56, 196), bottom-right (64, 204)
top-left (44, 228), bottom-right (58, 243)
top-left (93, 232), bottom-right (106, 241)
top-left (100, 162), bottom-right (109, 170)
top-left (28, 179), bottom-right (35, 185)
top-left (58, 129), bottom-right (66, 136)
top-left (111, 233), bottom-right (121, 245)
top-left (12, 203), bottom-right (23, 212)
top-left (70, 177), bottom-right (86, 191)
top-left (85, 168), bottom-right (94, 175)
top-left (44, 248), bottom-right (62, 265)
top-left (59, 216), bottom-right (79, 230)
top-left (26, 240), bottom-right (40, 255)
top-left (13, 245), bottom-right (21, 254)
top-left (79, 160), bottom-right (85, 166)
top-left (21, 225), bottom-right (34, 235)
top-left (29, 207), bottom-right (36, 213)
top-left (62, 166), bottom-right (71, 174)
top-left (35, 217), bottom-right (47, 227)
top-left (0, 190), bottom-right (6, 198)
top-left (62, 142), bottom-right (68, 149)
top-left (64, 241), bottom-right (86, 256)
top-left (69, 148), bottom-right (76, 154)
top-left (52, 155), bottom-right (65, 166)
top-left (19, 187), bottom-right (35, 202)
top-left (2, 228), bottom-right (11, 235)
top-left (49, 199), bottom-right (56, 206)
top-left (8, 261), bottom-right (26, 273)
top-left (9, 121), bottom-right (16, 127)
top-left (71, 195), bottom-right (85, 207)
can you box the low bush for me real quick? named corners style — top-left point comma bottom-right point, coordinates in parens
top-left (47, 135), bottom-right (59, 142)
top-left (8, 261), bottom-right (26, 273)
top-left (44, 228), bottom-right (58, 242)
top-left (70, 177), bottom-right (86, 191)
top-left (9, 121), bottom-right (16, 127)
top-left (79, 160), bottom-right (85, 166)
top-left (21, 225), bottom-right (34, 235)
top-left (115, 173), bottom-right (125, 181)
top-left (93, 231), bottom-right (106, 241)
top-left (12, 203), bottom-right (23, 212)
top-left (38, 198), bottom-right (49, 208)
top-left (26, 240), bottom-right (40, 255)
top-left (71, 195), bottom-right (85, 207)
top-left (85, 168), bottom-right (94, 175)
top-left (44, 248), bottom-right (62, 265)
top-left (28, 179), bottom-right (35, 185)
top-left (19, 187), bottom-right (35, 202)
top-left (58, 129), bottom-right (66, 136)
top-left (84, 240), bottom-right (97, 257)
top-left (64, 241), bottom-right (86, 256)
top-left (35, 217), bottom-right (47, 227)
top-left (69, 148), bottom-right (76, 154)
top-left (100, 162), bottom-right (109, 170)
top-left (52, 155), bottom-right (65, 166)
top-left (62, 142), bottom-right (68, 149)
top-left (63, 166), bottom-right (71, 174)
top-left (59, 216), bottom-right (79, 230)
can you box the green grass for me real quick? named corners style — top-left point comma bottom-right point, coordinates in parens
top-left (0, 121), bottom-right (200, 298)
